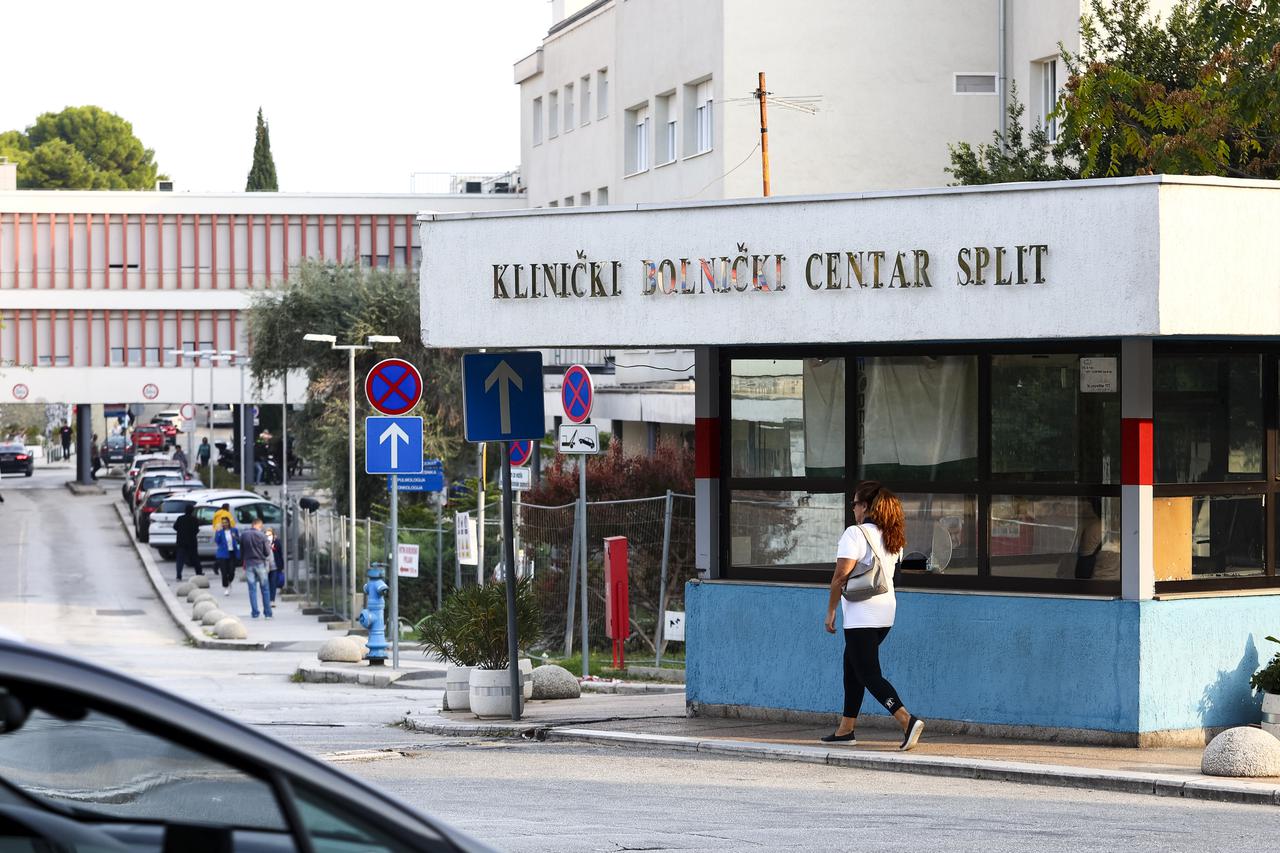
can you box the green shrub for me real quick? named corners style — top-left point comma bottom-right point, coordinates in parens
top-left (415, 578), bottom-right (540, 670)
top-left (1250, 636), bottom-right (1280, 694)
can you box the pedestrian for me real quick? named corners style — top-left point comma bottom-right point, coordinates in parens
top-left (265, 527), bottom-right (285, 603)
top-left (59, 424), bottom-right (72, 459)
top-left (822, 481), bottom-right (925, 751)
top-left (196, 437), bottom-right (212, 472)
top-left (173, 445), bottom-right (189, 475)
top-left (90, 433), bottom-right (101, 481)
top-left (212, 502), bottom-right (236, 531)
top-left (239, 516), bottom-right (273, 619)
top-left (214, 517), bottom-right (240, 597)
top-left (172, 504), bottom-right (204, 582)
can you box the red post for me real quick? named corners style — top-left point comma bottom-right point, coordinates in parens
top-left (603, 536), bottom-right (630, 669)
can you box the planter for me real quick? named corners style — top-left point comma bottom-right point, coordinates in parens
top-left (1263, 692), bottom-right (1280, 740)
top-left (520, 658), bottom-right (533, 701)
top-left (469, 668), bottom-right (523, 718)
top-left (444, 665), bottom-right (474, 712)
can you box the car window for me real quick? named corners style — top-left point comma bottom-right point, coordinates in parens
top-left (0, 690), bottom-right (289, 832)
top-left (161, 500), bottom-right (195, 514)
top-left (254, 503), bottom-right (283, 524)
top-left (235, 506), bottom-right (260, 524)
top-left (293, 782), bottom-right (421, 853)
top-left (195, 507), bottom-right (218, 525)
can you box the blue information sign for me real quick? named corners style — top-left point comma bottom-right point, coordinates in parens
top-left (365, 416), bottom-right (423, 475)
top-left (461, 352), bottom-right (545, 442)
top-left (388, 459), bottom-right (444, 492)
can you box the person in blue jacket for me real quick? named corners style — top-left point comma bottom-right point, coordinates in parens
top-left (214, 516), bottom-right (241, 597)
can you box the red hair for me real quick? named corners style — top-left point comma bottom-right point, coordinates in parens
top-left (854, 481), bottom-right (906, 554)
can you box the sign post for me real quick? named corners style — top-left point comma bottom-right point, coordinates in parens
top-left (461, 351), bottom-right (545, 721)
top-left (559, 364), bottom-right (596, 679)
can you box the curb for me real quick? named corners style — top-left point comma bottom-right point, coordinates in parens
top-left (65, 480), bottom-right (105, 496)
top-left (295, 662), bottom-right (408, 688)
top-left (537, 729), bottom-right (1280, 807)
top-left (580, 682), bottom-right (685, 695)
top-left (114, 503), bottom-right (268, 651)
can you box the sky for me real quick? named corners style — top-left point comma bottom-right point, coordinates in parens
top-left (1, 1), bottom-right (551, 193)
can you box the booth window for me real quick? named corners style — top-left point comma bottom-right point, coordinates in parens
top-left (722, 344), bottom-right (1121, 592)
top-left (1153, 350), bottom-right (1275, 590)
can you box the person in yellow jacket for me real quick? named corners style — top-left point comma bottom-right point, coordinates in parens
top-left (212, 502), bottom-right (236, 530)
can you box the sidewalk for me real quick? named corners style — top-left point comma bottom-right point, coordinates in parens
top-left (404, 689), bottom-right (1280, 806)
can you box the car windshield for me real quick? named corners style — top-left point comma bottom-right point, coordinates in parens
top-left (0, 445), bottom-right (23, 453)
top-left (106, 437), bottom-right (128, 448)
top-left (141, 476), bottom-right (183, 491)
top-left (160, 500), bottom-right (195, 514)
top-left (0, 688), bottom-right (288, 831)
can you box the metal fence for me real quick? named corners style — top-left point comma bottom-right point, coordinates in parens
top-left (287, 491), bottom-right (695, 663)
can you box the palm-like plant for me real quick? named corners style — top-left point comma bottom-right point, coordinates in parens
top-left (416, 578), bottom-right (541, 670)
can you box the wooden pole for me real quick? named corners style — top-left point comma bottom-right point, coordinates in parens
top-left (757, 71), bottom-right (771, 197)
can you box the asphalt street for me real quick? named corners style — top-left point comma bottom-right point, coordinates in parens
top-left (4, 467), bottom-right (1280, 853)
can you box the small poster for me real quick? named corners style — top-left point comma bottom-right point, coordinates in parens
top-left (663, 611), bottom-right (686, 643)
top-left (1079, 357), bottom-right (1117, 393)
top-left (455, 512), bottom-right (478, 566)
top-left (397, 543), bottom-right (420, 578)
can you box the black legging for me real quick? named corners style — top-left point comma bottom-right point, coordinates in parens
top-left (842, 627), bottom-right (904, 718)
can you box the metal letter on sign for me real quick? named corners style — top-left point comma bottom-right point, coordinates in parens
top-left (561, 364), bottom-right (594, 424)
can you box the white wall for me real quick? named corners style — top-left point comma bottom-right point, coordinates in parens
top-left (0, 366), bottom-right (307, 405)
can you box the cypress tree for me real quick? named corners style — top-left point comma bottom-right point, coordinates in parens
top-left (245, 108), bottom-right (278, 191)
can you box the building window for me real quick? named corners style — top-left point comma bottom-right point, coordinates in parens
top-left (580, 191), bottom-right (591, 206)
top-left (656, 92), bottom-right (677, 164)
top-left (548, 90), bottom-right (559, 138)
top-left (597, 186), bottom-right (609, 205)
top-left (109, 348), bottom-right (124, 366)
top-left (625, 104), bottom-right (650, 174)
top-left (564, 82), bottom-right (575, 130)
top-left (532, 97), bottom-right (543, 145)
top-left (563, 196), bottom-right (575, 207)
top-left (597, 68), bottom-right (609, 119)
top-left (1038, 59), bottom-right (1059, 139)
top-left (955, 73), bottom-right (997, 94)
top-left (580, 74), bottom-right (592, 125)
top-left (684, 78), bottom-right (713, 155)
top-left (548, 200), bottom-right (559, 208)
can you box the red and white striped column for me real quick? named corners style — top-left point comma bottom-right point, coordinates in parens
top-left (695, 346), bottom-right (721, 580)
top-left (1121, 338), bottom-right (1154, 600)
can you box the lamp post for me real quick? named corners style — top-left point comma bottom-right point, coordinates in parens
top-left (173, 349), bottom-right (237, 487)
top-left (304, 333), bottom-right (400, 624)
top-left (169, 348), bottom-right (217, 472)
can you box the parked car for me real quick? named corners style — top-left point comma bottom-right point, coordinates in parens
top-left (122, 456), bottom-right (182, 503)
top-left (195, 496), bottom-right (285, 558)
top-left (205, 403), bottom-right (234, 427)
top-left (135, 485), bottom-right (204, 543)
top-left (150, 489), bottom-right (259, 558)
top-left (0, 443), bottom-right (33, 477)
top-left (99, 434), bottom-right (134, 468)
top-left (150, 416), bottom-right (179, 445)
top-left (132, 425), bottom-right (166, 452)
top-left (0, 637), bottom-right (495, 851)
top-left (133, 474), bottom-right (203, 517)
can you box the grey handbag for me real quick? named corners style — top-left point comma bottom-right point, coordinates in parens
top-left (841, 525), bottom-right (892, 602)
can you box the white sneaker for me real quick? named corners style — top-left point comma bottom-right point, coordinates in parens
top-left (224, 587), bottom-right (231, 596)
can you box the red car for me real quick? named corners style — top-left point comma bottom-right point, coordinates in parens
top-left (151, 417), bottom-right (179, 444)
top-left (132, 425), bottom-right (166, 451)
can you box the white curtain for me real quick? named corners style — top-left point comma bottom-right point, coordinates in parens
top-left (802, 358), bottom-right (845, 475)
top-left (862, 357), bottom-right (977, 467)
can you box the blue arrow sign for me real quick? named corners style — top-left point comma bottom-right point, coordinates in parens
top-left (461, 352), bottom-right (545, 442)
top-left (365, 416), bottom-right (423, 474)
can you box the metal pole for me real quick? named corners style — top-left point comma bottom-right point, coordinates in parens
top-left (454, 512), bottom-right (462, 590)
top-left (655, 489), bottom-right (675, 667)
top-left (239, 362), bottom-right (247, 491)
top-left (757, 71), bottom-right (771, 197)
top-left (564, 505), bottom-right (580, 657)
top-left (207, 360), bottom-right (215, 488)
top-left (281, 372), bottom-right (289, 586)
top-left (188, 360), bottom-right (196, 463)
top-left (579, 455), bottom-right (589, 680)
top-left (348, 349), bottom-right (359, 625)
top-left (435, 492), bottom-right (444, 609)
top-left (476, 443), bottom-right (486, 584)
top-left (500, 443), bottom-right (521, 721)
top-left (390, 474), bottom-right (400, 669)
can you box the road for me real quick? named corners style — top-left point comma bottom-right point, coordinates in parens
top-left (3, 467), bottom-right (1280, 852)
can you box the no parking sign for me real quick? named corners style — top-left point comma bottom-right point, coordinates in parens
top-left (561, 364), bottom-right (593, 424)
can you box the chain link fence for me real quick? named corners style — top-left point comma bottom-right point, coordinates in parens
top-left (287, 491), bottom-right (695, 663)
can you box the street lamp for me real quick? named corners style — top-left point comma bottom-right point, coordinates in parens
top-left (173, 348), bottom-right (237, 487)
top-left (304, 332), bottom-right (401, 623)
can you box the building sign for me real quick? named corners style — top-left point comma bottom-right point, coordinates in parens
top-left (397, 543), bottom-right (420, 578)
top-left (1080, 357), bottom-right (1118, 393)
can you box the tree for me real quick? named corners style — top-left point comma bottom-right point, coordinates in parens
top-left (245, 108), bottom-right (279, 191)
top-left (1, 106), bottom-right (164, 189)
top-left (946, 85), bottom-right (1080, 185)
top-left (948, 0), bottom-right (1280, 183)
top-left (245, 261), bottom-right (462, 515)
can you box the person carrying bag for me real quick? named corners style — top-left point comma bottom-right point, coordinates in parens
top-left (822, 481), bottom-right (925, 751)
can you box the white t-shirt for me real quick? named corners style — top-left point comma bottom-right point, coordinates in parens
top-left (836, 523), bottom-right (899, 629)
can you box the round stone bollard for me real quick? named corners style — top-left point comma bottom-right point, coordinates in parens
top-left (318, 637), bottom-right (363, 663)
top-left (1202, 727), bottom-right (1280, 777)
top-left (187, 588), bottom-right (212, 604)
top-left (214, 617), bottom-right (247, 640)
top-left (190, 575), bottom-right (211, 589)
top-left (531, 664), bottom-right (581, 700)
top-left (201, 608), bottom-right (227, 626)
top-left (193, 600), bottom-right (218, 621)
top-left (175, 581), bottom-right (194, 597)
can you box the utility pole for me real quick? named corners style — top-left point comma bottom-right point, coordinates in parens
top-left (756, 71), bottom-right (771, 197)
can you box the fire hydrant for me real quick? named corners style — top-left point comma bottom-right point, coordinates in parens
top-left (358, 563), bottom-right (389, 665)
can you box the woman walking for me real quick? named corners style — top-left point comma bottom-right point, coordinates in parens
top-left (214, 517), bottom-right (240, 597)
top-left (822, 481), bottom-right (925, 750)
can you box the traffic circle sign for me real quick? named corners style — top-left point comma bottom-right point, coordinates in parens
top-left (561, 364), bottom-right (593, 424)
top-left (142, 383), bottom-right (160, 400)
top-left (509, 440), bottom-right (533, 467)
top-left (365, 358), bottom-right (423, 416)
top-left (11, 384), bottom-right (29, 401)
top-left (179, 403), bottom-right (196, 421)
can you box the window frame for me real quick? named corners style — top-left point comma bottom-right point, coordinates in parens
top-left (719, 340), bottom-right (1124, 595)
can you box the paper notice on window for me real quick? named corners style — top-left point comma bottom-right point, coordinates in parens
top-left (1079, 357), bottom-right (1117, 393)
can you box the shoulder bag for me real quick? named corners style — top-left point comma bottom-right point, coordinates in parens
top-left (841, 524), bottom-right (892, 602)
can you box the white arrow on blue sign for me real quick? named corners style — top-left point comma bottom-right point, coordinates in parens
top-left (365, 416), bottom-right (423, 475)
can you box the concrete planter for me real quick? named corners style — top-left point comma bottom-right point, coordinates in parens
top-left (445, 665), bottom-right (473, 712)
top-left (520, 658), bottom-right (532, 701)
top-left (1263, 692), bottom-right (1280, 740)
top-left (469, 668), bottom-right (522, 718)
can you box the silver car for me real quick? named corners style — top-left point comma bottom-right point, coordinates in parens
top-left (150, 489), bottom-right (258, 558)
top-left (195, 497), bottom-right (286, 558)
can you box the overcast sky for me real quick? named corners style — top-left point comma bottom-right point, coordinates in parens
top-left (1, 1), bottom-right (550, 193)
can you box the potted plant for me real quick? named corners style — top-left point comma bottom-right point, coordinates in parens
top-left (415, 594), bottom-right (477, 713)
top-left (1250, 635), bottom-right (1280, 739)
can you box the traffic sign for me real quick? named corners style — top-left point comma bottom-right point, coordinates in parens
top-left (365, 416), bottom-right (423, 474)
top-left (561, 364), bottom-right (594, 424)
top-left (509, 466), bottom-right (531, 491)
top-left (397, 544), bottom-right (420, 578)
top-left (461, 351), bottom-right (545, 442)
top-left (509, 440), bottom-right (533, 467)
top-left (558, 423), bottom-right (600, 454)
top-left (11, 384), bottom-right (28, 401)
top-left (142, 383), bottom-right (159, 400)
top-left (365, 358), bottom-right (423, 416)
top-left (387, 472), bottom-right (445, 492)
top-left (179, 403), bottom-right (196, 421)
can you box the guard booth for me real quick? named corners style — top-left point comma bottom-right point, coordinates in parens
top-left (419, 175), bottom-right (1280, 746)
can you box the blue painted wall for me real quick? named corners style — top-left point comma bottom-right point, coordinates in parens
top-left (687, 582), bottom-right (1280, 734)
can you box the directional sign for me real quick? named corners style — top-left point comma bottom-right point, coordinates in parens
top-left (365, 416), bottom-right (423, 474)
top-left (461, 351), bottom-right (544, 442)
top-left (509, 440), bottom-right (533, 467)
top-left (387, 472), bottom-right (445, 493)
top-left (558, 423), bottom-right (600, 454)
top-left (561, 364), bottom-right (594, 424)
top-left (365, 358), bottom-right (423, 416)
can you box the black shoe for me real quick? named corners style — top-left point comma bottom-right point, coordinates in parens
top-left (820, 730), bottom-right (857, 743)
top-left (899, 716), bottom-right (925, 751)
